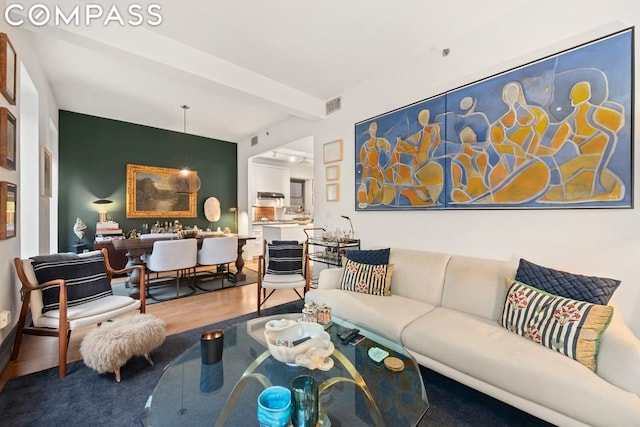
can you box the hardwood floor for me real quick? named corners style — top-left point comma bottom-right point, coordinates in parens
top-left (0, 261), bottom-right (298, 390)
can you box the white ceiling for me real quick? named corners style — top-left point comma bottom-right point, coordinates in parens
top-left (15, 0), bottom-right (524, 158)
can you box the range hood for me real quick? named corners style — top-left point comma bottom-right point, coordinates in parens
top-left (257, 192), bottom-right (285, 199)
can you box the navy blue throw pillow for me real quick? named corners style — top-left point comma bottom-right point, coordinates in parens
top-left (31, 253), bottom-right (113, 313)
top-left (514, 258), bottom-right (620, 305)
top-left (345, 248), bottom-right (390, 265)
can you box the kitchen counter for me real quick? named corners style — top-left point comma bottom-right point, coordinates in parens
top-left (262, 223), bottom-right (313, 243)
top-left (252, 220), bottom-right (297, 225)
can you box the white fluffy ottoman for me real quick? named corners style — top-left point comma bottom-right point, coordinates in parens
top-left (80, 313), bottom-right (166, 382)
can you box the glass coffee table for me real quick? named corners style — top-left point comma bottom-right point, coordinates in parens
top-left (143, 314), bottom-right (429, 426)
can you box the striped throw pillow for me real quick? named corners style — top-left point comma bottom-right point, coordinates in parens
top-left (339, 258), bottom-right (393, 296)
top-left (31, 254), bottom-right (113, 314)
top-left (500, 280), bottom-right (613, 371)
top-left (266, 242), bottom-right (303, 275)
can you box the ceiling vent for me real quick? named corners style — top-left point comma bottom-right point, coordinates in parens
top-left (251, 135), bottom-right (259, 146)
top-left (326, 97), bottom-right (342, 115)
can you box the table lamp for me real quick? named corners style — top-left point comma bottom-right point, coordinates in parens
top-left (93, 199), bottom-right (113, 222)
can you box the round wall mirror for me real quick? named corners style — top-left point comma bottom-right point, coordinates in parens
top-left (204, 197), bottom-right (221, 222)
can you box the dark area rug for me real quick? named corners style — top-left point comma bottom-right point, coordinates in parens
top-left (0, 300), bottom-right (550, 427)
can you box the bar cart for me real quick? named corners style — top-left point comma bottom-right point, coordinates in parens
top-left (303, 227), bottom-right (360, 287)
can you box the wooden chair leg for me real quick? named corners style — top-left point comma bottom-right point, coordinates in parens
top-left (257, 282), bottom-right (262, 316)
top-left (58, 329), bottom-right (71, 378)
top-left (11, 295), bottom-right (31, 360)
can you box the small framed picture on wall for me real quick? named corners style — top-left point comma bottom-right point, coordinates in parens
top-left (326, 183), bottom-right (339, 202)
top-left (41, 147), bottom-right (52, 197)
top-left (0, 181), bottom-right (16, 239)
top-left (0, 107), bottom-right (16, 170)
top-left (325, 165), bottom-right (340, 181)
top-left (323, 139), bottom-right (343, 164)
top-left (0, 33), bottom-right (16, 105)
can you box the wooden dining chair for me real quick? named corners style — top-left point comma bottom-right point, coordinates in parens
top-left (12, 249), bottom-right (146, 378)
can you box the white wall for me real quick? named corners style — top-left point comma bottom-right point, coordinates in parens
top-left (239, 0), bottom-right (640, 336)
top-left (0, 24), bottom-right (59, 350)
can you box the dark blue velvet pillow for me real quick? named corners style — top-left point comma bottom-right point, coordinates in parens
top-left (514, 258), bottom-right (620, 305)
top-left (344, 248), bottom-right (390, 265)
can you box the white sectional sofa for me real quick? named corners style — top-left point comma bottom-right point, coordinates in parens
top-left (304, 247), bottom-right (640, 427)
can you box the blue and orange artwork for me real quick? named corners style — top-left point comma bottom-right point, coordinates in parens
top-left (355, 28), bottom-right (633, 210)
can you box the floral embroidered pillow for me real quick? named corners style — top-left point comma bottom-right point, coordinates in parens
top-left (499, 279), bottom-right (613, 371)
top-left (339, 258), bottom-right (393, 296)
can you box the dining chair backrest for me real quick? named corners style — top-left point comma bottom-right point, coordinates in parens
top-left (146, 238), bottom-right (197, 272)
top-left (198, 235), bottom-right (238, 266)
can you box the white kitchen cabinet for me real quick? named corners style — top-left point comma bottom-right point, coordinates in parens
top-left (252, 164), bottom-right (290, 205)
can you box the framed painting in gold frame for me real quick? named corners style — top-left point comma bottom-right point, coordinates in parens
top-left (0, 33), bottom-right (16, 105)
top-left (0, 181), bottom-right (16, 239)
top-left (0, 107), bottom-right (15, 170)
top-left (126, 164), bottom-right (197, 218)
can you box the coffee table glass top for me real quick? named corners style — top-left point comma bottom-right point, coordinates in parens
top-left (145, 314), bottom-right (428, 426)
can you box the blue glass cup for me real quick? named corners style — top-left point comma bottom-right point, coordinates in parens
top-left (291, 375), bottom-right (318, 427)
top-left (257, 386), bottom-right (291, 427)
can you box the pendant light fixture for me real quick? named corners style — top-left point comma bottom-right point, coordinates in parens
top-left (169, 104), bottom-right (201, 194)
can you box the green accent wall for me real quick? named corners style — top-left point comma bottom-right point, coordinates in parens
top-left (58, 111), bottom-right (237, 252)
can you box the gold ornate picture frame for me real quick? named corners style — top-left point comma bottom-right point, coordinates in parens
top-left (126, 164), bottom-right (197, 218)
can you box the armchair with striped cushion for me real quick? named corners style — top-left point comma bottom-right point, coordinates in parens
top-left (257, 240), bottom-right (309, 315)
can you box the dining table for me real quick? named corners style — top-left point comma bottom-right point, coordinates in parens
top-left (112, 233), bottom-right (256, 298)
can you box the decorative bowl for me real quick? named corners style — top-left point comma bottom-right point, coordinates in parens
top-left (264, 319), bottom-right (334, 370)
top-left (293, 217), bottom-right (312, 225)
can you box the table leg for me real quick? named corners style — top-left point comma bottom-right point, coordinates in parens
top-left (234, 239), bottom-right (249, 282)
top-left (124, 248), bottom-right (146, 298)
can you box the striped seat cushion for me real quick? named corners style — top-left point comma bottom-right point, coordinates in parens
top-left (31, 253), bottom-right (113, 314)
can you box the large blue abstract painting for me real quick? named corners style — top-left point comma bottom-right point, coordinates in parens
top-left (355, 28), bottom-right (633, 210)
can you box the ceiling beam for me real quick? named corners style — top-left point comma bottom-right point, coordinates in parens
top-left (14, 8), bottom-right (326, 120)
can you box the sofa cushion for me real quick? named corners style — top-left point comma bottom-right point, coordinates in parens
top-left (440, 254), bottom-right (518, 321)
top-left (339, 258), bottom-right (393, 296)
top-left (305, 288), bottom-right (435, 343)
top-left (266, 241), bottom-right (303, 275)
top-left (31, 253), bottom-right (113, 314)
top-left (383, 248), bottom-right (451, 305)
top-left (402, 307), bottom-right (640, 427)
top-left (344, 248), bottom-right (390, 265)
top-left (597, 302), bottom-right (640, 395)
top-left (500, 280), bottom-right (613, 371)
top-left (515, 258), bottom-right (620, 305)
